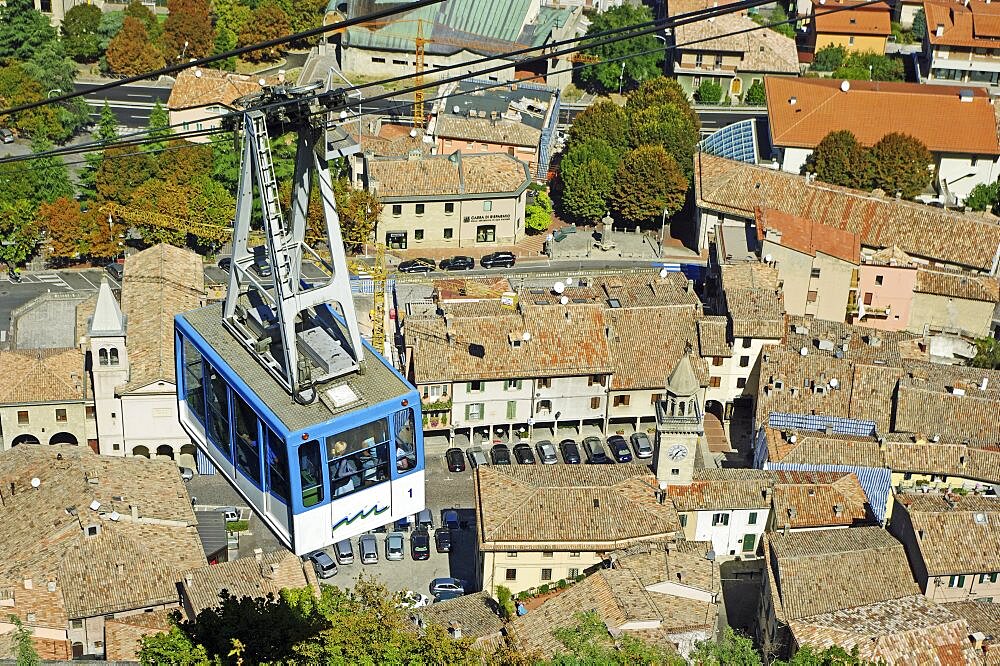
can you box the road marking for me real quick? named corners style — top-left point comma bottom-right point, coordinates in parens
top-left (36, 273), bottom-right (70, 289)
top-left (76, 272), bottom-right (100, 290)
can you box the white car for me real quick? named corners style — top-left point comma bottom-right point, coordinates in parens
top-left (398, 591), bottom-right (431, 609)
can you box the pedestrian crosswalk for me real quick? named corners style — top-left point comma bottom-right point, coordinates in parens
top-left (35, 273), bottom-right (71, 289)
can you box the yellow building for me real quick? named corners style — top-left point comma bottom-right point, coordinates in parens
top-left (810, 0), bottom-right (891, 54)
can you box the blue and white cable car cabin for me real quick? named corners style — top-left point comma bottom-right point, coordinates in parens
top-left (174, 83), bottom-right (424, 556)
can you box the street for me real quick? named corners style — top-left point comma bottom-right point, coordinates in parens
top-left (73, 80), bottom-right (172, 127)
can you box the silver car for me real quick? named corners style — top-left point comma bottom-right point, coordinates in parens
top-left (467, 446), bottom-right (488, 468)
top-left (535, 440), bottom-right (558, 465)
top-left (359, 534), bottom-right (378, 564)
top-left (630, 432), bottom-right (654, 459)
top-left (386, 532), bottom-right (405, 561)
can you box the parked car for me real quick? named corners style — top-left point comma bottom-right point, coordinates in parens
top-left (430, 577), bottom-right (466, 596)
top-left (334, 539), bottom-right (354, 565)
top-left (445, 447), bottom-right (466, 472)
top-left (536, 440), bottom-right (559, 465)
top-left (480, 251), bottom-right (515, 269)
top-left (105, 262), bottom-right (124, 281)
top-left (417, 508), bottom-right (434, 529)
top-left (607, 435), bottom-right (633, 463)
top-left (359, 534), bottom-right (378, 564)
top-left (630, 432), bottom-right (654, 459)
top-left (443, 509), bottom-right (459, 529)
top-left (434, 590), bottom-right (464, 602)
top-left (398, 258), bottom-right (436, 273)
top-left (467, 446), bottom-right (488, 468)
top-left (491, 443), bottom-right (512, 465)
top-left (217, 257), bottom-right (232, 272)
top-left (411, 528), bottom-right (431, 560)
top-left (218, 506), bottom-right (239, 522)
top-left (0, 128), bottom-right (14, 144)
top-left (304, 550), bottom-right (338, 579)
top-left (439, 255), bottom-right (474, 271)
top-left (386, 532), bottom-right (405, 561)
top-left (513, 442), bottom-right (536, 464)
top-left (435, 528), bottom-right (452, 553)
top-left (178, 466), bottom-right (194, 481)
top-left (559, 439), bottom-right (582, 464)
top-left (582, 436), bottom-right (612, 464)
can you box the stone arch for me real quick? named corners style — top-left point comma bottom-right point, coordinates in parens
top-left (99, 348), bottom-right (108, 366)
top-left (179, 444), bottom-right (197, 469)
top-left (10, 434), bottom-right (40, 447)
top-left (132, 445), bottom-right (150, 458)
top-left (156, 445), bottom-right (175, 460)
top-left (109, 348), bottom-right (120, 366)
top-left (48, 432), bottom-right (78, 446)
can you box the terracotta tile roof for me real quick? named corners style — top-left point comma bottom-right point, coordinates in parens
top-left (895, 492), bottom-right (1000, 576)
top-left (764, 427), bottom-right (887, 467)
top-left (695, 152), bottom-right (1000, 272)
top-left (436, 114), bottom-right (541, 147)
top-left (414, 591), bottom-right (504, 643)
top-left (757, 207), bottom-right (861, 264)
top-left (697, 316), bottom-right (731, 357)
top-left (166, 68), bottom-right (264, 111)
top-left (181, 550), bottom-right (311, 618)
top-left (510, 543), bottom-right (718, 659)
top-left (771, 470), bottom-right (871, 528)
top-left (669, 468), bottom-right (773, 511)
top-left (766, 527), bottom-right (919, 620)
top-left (789, 595), bottom-right (980, 664)
top-left (942, 601), bottom-right (1000, 638)
top-left (604, 307), bottom-right (709, 391)
top-left (894, 366), bottom-right (1000, 447)
top-left (925, 0), bottom-right (1000, 48)
top-left (104, 608), bottom-right (174, 662)
top-left (885, 436), bottom-right (1000, 484)
top-left (0, 445), bottom-right (204, 620)
top-left (915, 268), bottom-right (1000, 302)
top-left (784, 315), bottom-right (918, 366)
top-left (366, 152), bottom-right (530, 199)
top-left (120, 244), bottom-right (204, 391)
top-left (756, 348), bottom-right (859, 423)
top-left (406, 302), bottom-right (613, 383)
top-left (765, 76), bottom-right (1000, 154)
top-left (720, 263), bottom-right (785, 339)
top-left (475, 464), bottom-right (680, 550)
top-left (812, 0), bottom-right (892, 36)
top-left (670, 0), bottom-right (799, 73)
top-left (0, 348), bottom-right (87, 404)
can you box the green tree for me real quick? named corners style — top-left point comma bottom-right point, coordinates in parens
top-left (626, 77), bottom-right (697, 124)
top-left (767, 4), bottom-right (796, 38)
top-left (62, 4), bottom-right (103, 62)
top-left (813, 45), bottom-right (847, 72)
top-left (213, 0), bottom-right (254, 40)
top-left (106, 17), bottom-right (166, 76)
top-left (560, 159), bottom-right (615, 223)
top-left (567, 100), bottom-right (629, 151)
top-left (495, 586), bottom-right (516, 621)
top-left (239, 3), bottom-right (291, 62)
top-left (525, 190), bottom-right (554, 233)
top-left (542, 611), bottom-right (684, 665)
top-left (8, 614), bottom-right (40, 666)
top-left (0, 63), bottom-right (64, 141)
top-left (696, 79), bottom-right (724, 104)
top-left (0, 139), bottom-right (73, 209)
top-left (80, 102), bottom-right (120, 199)
top-left (774, 644), bottom-right (870, 665)
top-left (577, 5), bottom-right (664, 92)
top-left (833, 52), bottom-right (905, 81)
top-left (560, 138), bottom-right (622, 175)
top-left (139, 625), bottom-right (209, 666)
top-left (611, 145), bottom-right (688, 225)
top-left (743, 79), bottom-right (766, 106)
top-left (969, 337), bottom-right (1000, 370)
top-left (162, 0), bottom-right (215, 62)
top-left (124, 0), bottom-right (162, 41)
top-left (808, 130), bottom-right (871, 189)
top-left (690, 627), bottom-right (761, 666)
top-left (0, 0), bottom-right (57, 62)
top-left (156, 141), bottom-right (213, 184)
top-left (21, 41), bottom-right (91, 140)
top-left (869, 132), bottom-right (932, 198)
top-left (212, 25), bottom-right (238, 71)
top-left (146, 101), bottom-right (171, 152)
top-left (626, 102), bottom-right (700, 179)
top-left (0, 200), bottom-right (41, 270)
top-left (964, 181), bottom-right (1000, 212)
top-left (912, 8), bottom-right (926, 40)
top-left (95, 145), bottom-right (157, 204)
top-left (97, 11), bottom-right (125, 51)
top-left (270, 0), bottom-right (326, 47)
top-left (336, 184), bottom-right (381, 248)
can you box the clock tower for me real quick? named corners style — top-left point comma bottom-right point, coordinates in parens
top-left (653, 353), bottom-right (704, 486)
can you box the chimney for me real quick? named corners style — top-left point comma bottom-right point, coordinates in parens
top-left (130, 504), bottom-right (139, 521)
top-left (265, 563), bottom-right (279, 580)
top-left (449, 621), bottom-right (463, 639)
top-left (23, 578), bottom-right (32, 590)
top-left (254, 548), bottom-right (263, 562)
top-left (936, 23), bottom-right (945, 36)
top-left (184, 574), bottom-right (193, 588)
top-left (686, 279), bottom-right (694, 294)
top-left (833, 504), bottom-right (843, 517)
top-left (782, 523), bottom-right (789, 536)
top-left (972, 632), bottom-right (987, 650)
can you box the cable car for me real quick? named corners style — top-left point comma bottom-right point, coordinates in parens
top-left (174, 83), bottom-right (424, 555)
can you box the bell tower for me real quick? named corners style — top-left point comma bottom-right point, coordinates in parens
top-left (654, 352), bottom-right (704, 485)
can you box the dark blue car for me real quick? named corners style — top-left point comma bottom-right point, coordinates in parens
top-left (607, 436), bottom-right (633, 463)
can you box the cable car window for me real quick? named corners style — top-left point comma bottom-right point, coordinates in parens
top-left (205, 364), bottom-right (231, 458)
top-left (326, 419), bottom-right (390, 497)
top-left (233, 394), bottom-right (262, 487)
top-left (266, 428), bottom-right (290, 503)
top-left (394, 408), bottom-right (417, 474)
top-left (299, 440), bottom-right (324, 507)
top-left (182, 339), bottom-right (205, 425)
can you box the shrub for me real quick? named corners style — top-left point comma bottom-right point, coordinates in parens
top-left (695, 79), bottom-right (723, 104)
top-left (538, 584), bottom-right (551, 595)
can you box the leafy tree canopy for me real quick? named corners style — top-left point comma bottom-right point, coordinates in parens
top-left (626, 102), bottom-right (700, 179)
top-left (743, 79), bottom-right (766, 106)
top-left (695, 79), bottom-right (724, 105)
top-left (833, 51), bottom-right (904, 81)
top-left (812, 45), bottom-right (847, 72)
top-left (97, 11), bottom-right (125, 51)
top-left (559, 159), bottom-right (615, 223)
top-left (808, 130), bottom-right (870, 189)
top-left (626, 77), bottom-right (699, 127)
top-left (62, 4), bottom-right (103, 62)
top-left (560, 137), bottom-right (622, 175)
top-left (567, 101), bottom-right (629, 151)
top-left (162, 0), bottom-right (215, 62)
top-left (964, 181), bottom-right (1000, 212)
top-left (912, 8), bottom-right (926, 40)
top-left (239, 3), bottom-right (291, 62)
top-left (869, 131), bottom-right (932, 198)
top-left (106, 16), bottom-right (166, 76)
top-left (0, 199), bottom-right (41, 269)
top-left (525, 190), bottom-right (554, 233)
top-left (577, 5), bottom-right (664, 92)
top-left (612, 145), bottom-right (688, 224)
top-left (0, 0), bottom-right (57, 63)
top-left (124, 0), bottom-right (161, 41)
top-left (541, 611), bottom-right (684, 666)
top-left (969, 337), bottom-right (1000, 370)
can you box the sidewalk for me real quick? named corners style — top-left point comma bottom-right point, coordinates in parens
top-left (392, 231), bottom-right (549, 264)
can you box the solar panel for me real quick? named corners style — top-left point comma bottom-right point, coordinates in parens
top-left (699, 119), bottom-right (758, 164)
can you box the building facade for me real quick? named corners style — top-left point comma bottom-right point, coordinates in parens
top-left (922, 0), bottom-right (1000, 88)
top-left (166, 69), bottom-right (265, 144)
top-left (809, 0), bottom-right (891, 54)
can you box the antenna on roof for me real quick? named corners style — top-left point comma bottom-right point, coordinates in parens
top-left (560, 296), bottom-right (569, 305)
top-left (553, 281), bottom-right (565, 294)
top-left (840, 80), bottom-right (850, 93)
top-left (522, 331), bottom-right (532, 342)
top-left (659, 267), bottom-right (669, 278)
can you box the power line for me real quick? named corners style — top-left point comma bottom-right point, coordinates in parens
top-left (0, 0), bottom-right (445, 118)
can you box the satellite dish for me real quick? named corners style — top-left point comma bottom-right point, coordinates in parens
top-left (89, 500), bottom-right (101, 511)
top-left (800, 347), bottom-right (809, 356)
top-left (560, 296), bottom-right (569, 305)
top-left (705, 549), bottom-right (716, 562)
top-left (409, 128), bottom-right (418, 138)
top-left (553, 281), bottom-right (565, 294)
top-left (30, 477), bottom-right (40, 488)
top-left (453, 105), bottom-right (460, 113)
top-left (522, 331), bottom-right (532, 342)
top-left (829, 377), bottom-right (840, 389)
top-left (194, 69), bottom-right (203, 78)
top-left (789, 434), bottom-right (798, 443)
top-left (659, 267), bottom-right (669, 278)
top-left (764, 254), bottom-right (773, 263)
top-left (258, 78), bottom-right (266, 86)
top-left (840, 80), bottom-right (850, 92)
top-left (339, 110), bottom-right (348, 120)
top-left (565, 277), bottom-right (574, 286)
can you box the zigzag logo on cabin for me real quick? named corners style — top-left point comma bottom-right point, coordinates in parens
top-left (333, 504), bottom-right (390, 532)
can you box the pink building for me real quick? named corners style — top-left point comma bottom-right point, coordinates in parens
top-left (851, 246), bottom-right (917, 331)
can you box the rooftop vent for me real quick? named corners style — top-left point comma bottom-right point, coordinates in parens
top-left (936, 23), bottom-right (945, 37)
top-left (593, 499), bottom-right (600, 509)
top-left (833, 504), bottom-right (843, 517)
top-left (959, 89), bottom-right (974, 102)
top-left (974, 512), bottom-right (988, 525)
top-left (817, 339), bottom-right (835, 351)
top-left (788, 96), bottom-right (797, 106)
top-left (980, 377), bottom-right (989, 391)
top-left (949, 386), bottom-right (966, 396)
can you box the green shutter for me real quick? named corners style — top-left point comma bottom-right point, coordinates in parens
top-left (516, 380), bottom-right (522, 390)
top-left (466, 382), bottom-right (472, 393)
top-left (507, 400), bottom-right (516, 419)
top-left (465, 404), bottom-right (472, 420)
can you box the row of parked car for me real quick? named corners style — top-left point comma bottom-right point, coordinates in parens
top-left (397, 251), bottom-right (516, 273)
top-left (446, 433), bottom-right (654, 471)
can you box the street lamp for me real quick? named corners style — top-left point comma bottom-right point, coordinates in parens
top-left (177, 40), bottom-right (189, 61)
top-left (659, 208), bottom-right (669, 258)
top-left (618, 62), bottom-right (626, 96)
top-left (47, 89), bottom-right (61, 98)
